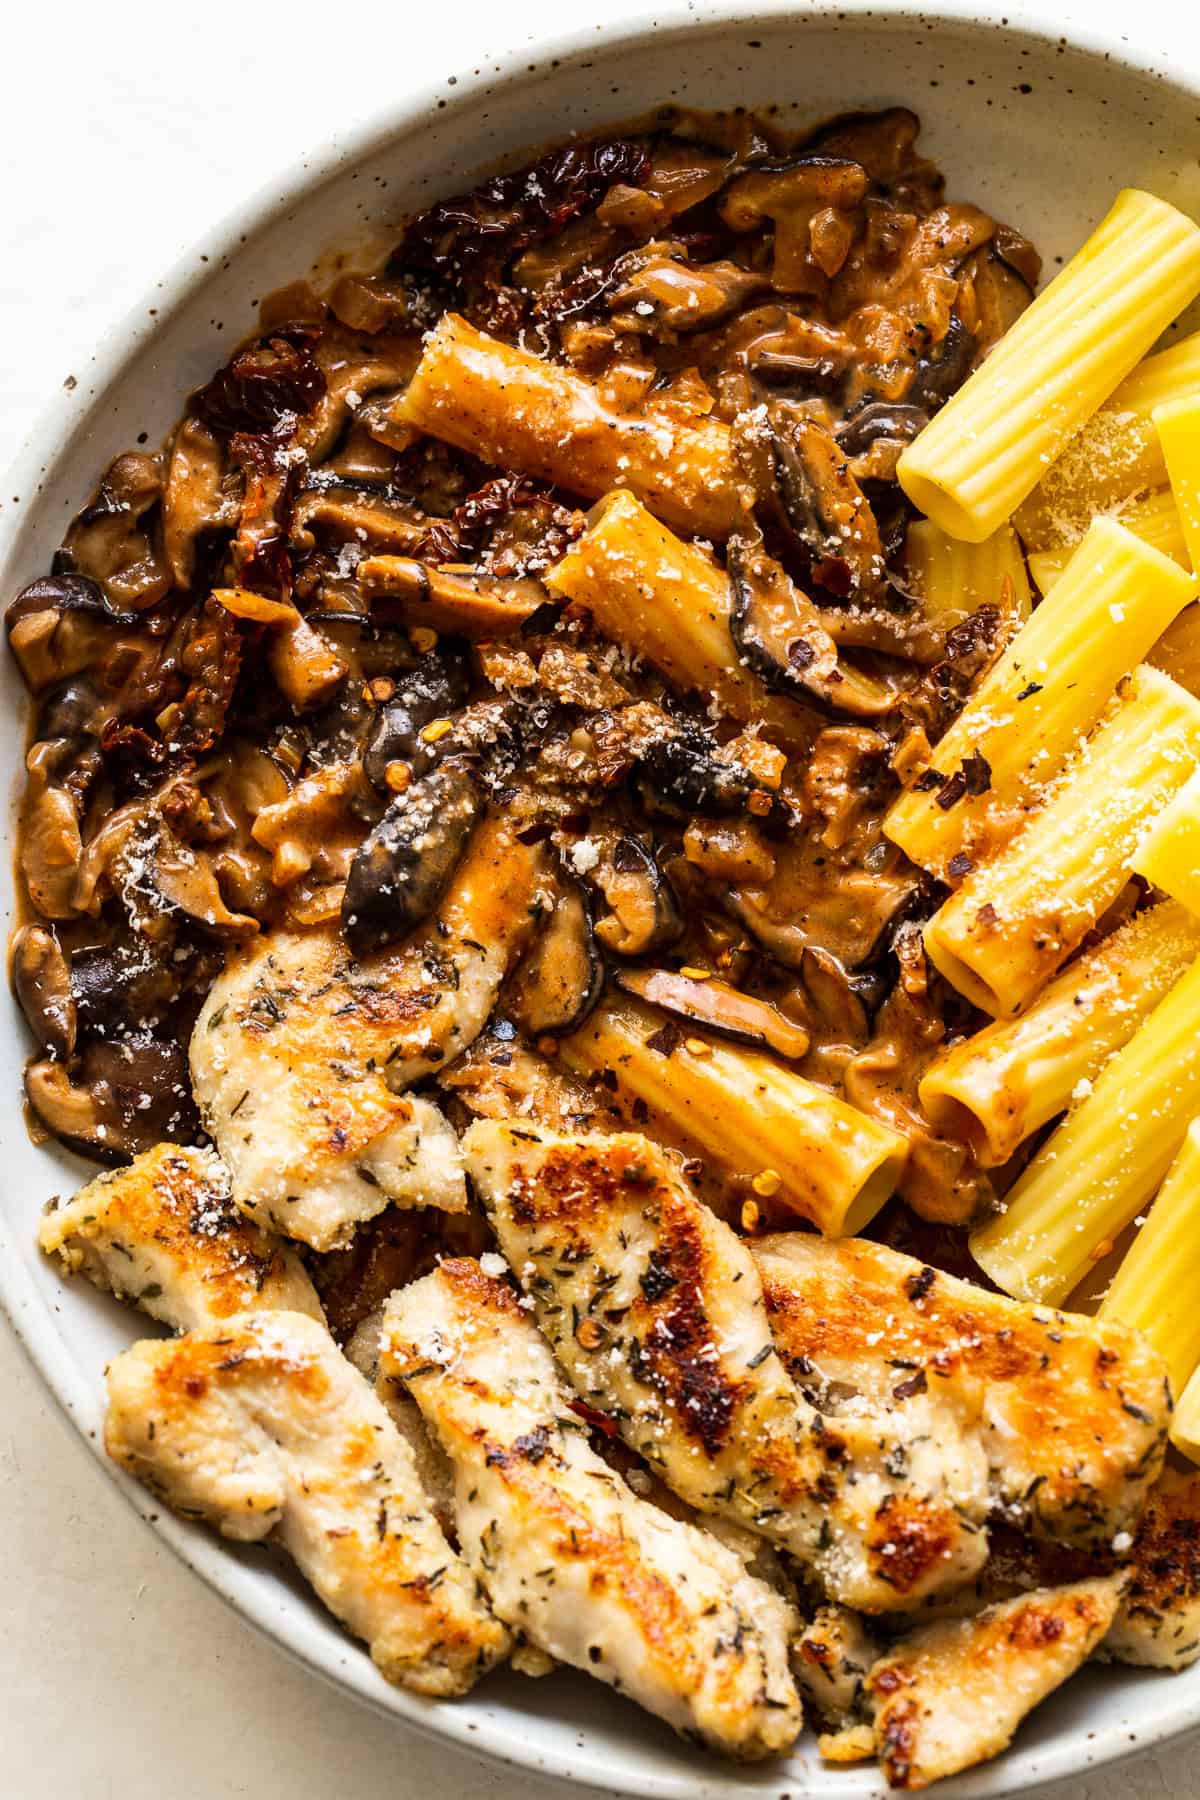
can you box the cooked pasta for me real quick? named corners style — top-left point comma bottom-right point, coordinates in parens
top-left (1026, 489), bottom-right (1188, 594)
top-left (545, 488), bottom-right (815, 750)
top-left (1132, 766), bottom-right (1200, 913)
top-left (557, 995), bottom-right (908, 1236)
top-left (1016, 330), bottom-right (1200, 551)
top-left (920, 900), bottom-right (1200, 1164)
top-left (397, 313), bottom-right (740, 539)
top-left (1171, 1365), bottom-right (1200, 1463)
top-left (898, 191), bottom-right (1200, 542)
top-left (1099, 1118), bottom-right (1200, 1398)
top-left (970, 949), bottom-right (1200, 1304)
top-left (1155, 391), bottom-right (1200, 575)
top-left (902, 518), bottom-right (1032, 625)
top-left (1151, 601), bottom-right (1200, 696)
top-left (924, 666), bottom-right (1200, 1017)
top-left (885, 519), bottom-right (1196, 881)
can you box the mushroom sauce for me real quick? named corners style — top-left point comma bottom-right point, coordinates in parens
top-left (7, 106), bottom-right (1042, 1331)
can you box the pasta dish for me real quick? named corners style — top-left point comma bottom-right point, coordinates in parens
top-left (11, 104), bottom-right (1200, 1788)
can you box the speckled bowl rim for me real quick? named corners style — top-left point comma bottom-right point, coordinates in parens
top-left (2, 4), bottom-right (1198, 1795)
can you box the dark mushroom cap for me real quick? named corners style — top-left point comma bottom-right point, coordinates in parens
top-left (342, 760), bottom-right (483, 957)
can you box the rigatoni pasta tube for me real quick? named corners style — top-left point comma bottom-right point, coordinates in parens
top-left (924, 666), bottom-right (1200, 1017)
top-left (898, 191), bottom-right (1200, 543)
top-left (903, 518), bottom-right (1032, 625)
top-left (1027, 490), bottom-right (1188, 595)
top-left (546, 490), bottom-right (814, 751)
top-left (396, 313), bottom-right (739, 539)
top-left (885, 518), bottom-right (1196, 880)
top-left (1099, 1118), bottom-right (1200, 1398)
top-left (1016, 330), bottom-right (1200, 551)
top-left (1151, 602), bottom-right (1200, 696)
top-left (970, 950), bottom-right (1200, 1305)
top-left (1155, 391), bottom-right (1200, 573)
top-left (920, 900), bottom-right (1200, 1165)
top-left (1132, 767), bottom-right (1200, 914)
top-left (556, 996), bottom-right (907, 1237)
top-left (1171, 1365), bottom-right (1200, 1462)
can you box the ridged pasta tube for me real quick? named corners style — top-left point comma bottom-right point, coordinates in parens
top-left (971, 949), bottom-right (1200, 1304)
top-left (1155, 391), bottom-right (1200, 574)
top-left (556, 995), bottom-right (907, 1236)
top-left (1099, 1118), bottom-right (1200, 1398)
top-left (920, 900), bottom-right (1200, 1165)
top-left (1132, 766), bottom-right (1200, 914)
top-left (1017, 330), bottom-right (1200, 551)
top-left (924, 666), bottom-right (1200, 1017)
top-left (1027, 489), bottom-right (1188, 594)
top-left (1171, 1365), bottom-right (1200, 1462)
top-left (903, 517), bottom-right (1032, 625)
top-left (885, 518), bottom-right (1196, 880)
top-left (396, 313), bottom-right (739, 538)
top-left (546, 489), bottom-right (814, 751)
top-left (898, 191), bottom-right (1200, 542)
top-left (1151, 602), bottom-right (1200, 697)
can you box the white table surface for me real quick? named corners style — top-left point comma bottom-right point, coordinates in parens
top-left (1, 1), bottom-right (1197, 1793)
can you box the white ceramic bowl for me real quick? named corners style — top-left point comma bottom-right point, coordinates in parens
top-left (4, 6), bottom-right (1200, 1793)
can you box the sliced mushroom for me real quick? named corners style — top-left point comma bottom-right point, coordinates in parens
top-left (615, 968), bottom-right (808, 1059)
top-left (720, 159), bottom-right (867, 292)
top-left (362, 655), bottom-right (471, 790)
top-left (355, 389), bottom-right (424, 454)
top-left (296, 329), bottom-right (421, 462)
top-left (69, 941), bottom-right (181, 1039)
top-left (115, 813), bottom-right (260, 939)
top-left (359, 556), bottom-right (548, 638)
top-left (636, 721), bottom-right (757, 818)
top-left (956, 245), bottom-right (1036, 354)
top-left (727, 535), bottom-right (896, 718)
top-left (20, 741), bottom-right (84, 919)
top-left (770, 412), bottom-right (885, 594)
top-left (163, 414), bottom-right (240, 588)
top-left (11, 925), bottom-right (76, 1058)
top-left (6, 574), bottom-right (135, 692)
top-left (506, 883), bottom-right (603, 1036)
top-left (26, 1033), bottom-right (198, 1165)
top-left (586, 836), bottom-right (681, 957)
top-left (341, 760), bottom-right (483, 957)
top-left (639, 141), bottom-right (734, 217)
top-left (907, 315), bottom-right (977, 413)
top-left (289, 478), bottom-right (430, 554)
top-left (26, 1059), bottom-right (126, 1163)
top-left (61, 452), bottom-right (171, 611)
top-left (608, 254), bottom-right (767, 337)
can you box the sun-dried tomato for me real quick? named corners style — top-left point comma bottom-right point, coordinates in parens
top-left (390, 137), bottom-right (651, 281)
top-left (193, 332), bottom-right (325, 437)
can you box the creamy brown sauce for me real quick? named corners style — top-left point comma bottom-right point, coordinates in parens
top-left (6, 104), bottom-right (1044, 1294)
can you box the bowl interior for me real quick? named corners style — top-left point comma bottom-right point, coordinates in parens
top-left (2, 10), bottom-right (1198, 1796)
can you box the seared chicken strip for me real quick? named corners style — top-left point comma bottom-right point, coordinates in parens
top-left (190, 814), bottom-right (547, 1251)
top-left (867, 1577), bottom-right (1124, 1789)
top-left (344, 1303), bottom-right (456, 1533)
top-left (464, 1121), bottom-right (990, 1612)
top-left (105, 1308), bottom-right (509, 1696)
top-left (793, 1605), bottom-right (879, 1731)
top-left (381, 1258), bottom-right (802, 1759)
top-left (38, 1144), bottom-right (322, 1331)
top-left (754, 1232), bottom-right (1169, 1547)
top-left (1102, 1467), bottom-right (1200, 1670)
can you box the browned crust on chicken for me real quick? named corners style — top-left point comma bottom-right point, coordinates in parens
top-left (755, 1231), bottom-right (1168, 1545)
